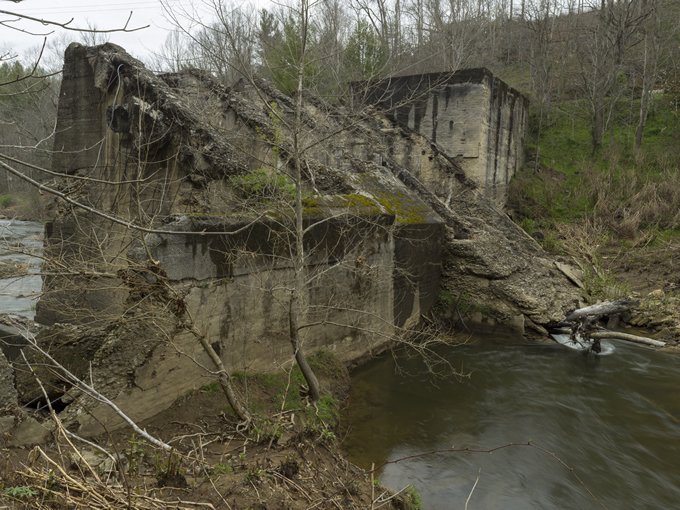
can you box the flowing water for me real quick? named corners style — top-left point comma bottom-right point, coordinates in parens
top-left (0, 219), bottom-right (44, 318)
top-left (343, 336), bottom-right (680, 509)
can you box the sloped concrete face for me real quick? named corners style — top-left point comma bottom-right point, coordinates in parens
top-left (8, 417), bottom-right (51, 447)
top-left (360, 69), bottom-right (529, 207)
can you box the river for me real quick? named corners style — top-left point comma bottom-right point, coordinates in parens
top-left (0, 219), bottom-right (44, 319)
top-left (343, 336), bottom-right (680, 509)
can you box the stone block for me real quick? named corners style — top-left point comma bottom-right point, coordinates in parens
top-left (8, 417), bottom-right (51, 447)
top-left (0, 415), bottom-right (15, 435)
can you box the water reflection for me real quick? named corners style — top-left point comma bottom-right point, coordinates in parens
top-left (343, 338), bottom-right (680, 509)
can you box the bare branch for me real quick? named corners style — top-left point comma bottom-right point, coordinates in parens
top-left (0, 9), bottom-right (148, 34)
top-left (0, 158), bottom-right (270, 236)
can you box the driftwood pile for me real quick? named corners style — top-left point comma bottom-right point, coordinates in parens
top-left (563, 298), bottom-right (665, 353)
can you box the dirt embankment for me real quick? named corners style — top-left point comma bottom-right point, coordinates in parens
top-left (0, 352), bottom-right (419, 510)
top-left (602, 240), bottom-right (680, 346)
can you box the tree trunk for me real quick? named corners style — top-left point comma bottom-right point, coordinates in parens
top-left (290, 138), bottom-right (321, 402)
top-left (193, 328), bottom-right (252, 424)
top-left (565, 298), bottom-right (640, 321)
top-left (534, 99), bottom-right (545, 174)
top-left (592, 92), bottom-right (604, 154)
top-left (288, 0), bottom-right (321, 404)
top-left (590, 331), bottom-right (665, 348)
top-left (634, 32), bottom-right (653, 150)
top-left (289, 292), bottom-right (321, 403)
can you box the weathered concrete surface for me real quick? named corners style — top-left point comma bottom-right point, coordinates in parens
top-left (361, 69), bottom-right (529, 207)
top-left (0, 415), bottom-right (15, 435)
top-left (15, 324), bottom-right (109, 404)
top-left (27, 43), bottom-right (583, 437)
top-left (55, 205), bottom-right (443, 436)
top-left (442, 228), bottom-right (581, 334)
top-left (8, 416), bottom-right (51, 447)
top-left (381, 158), bottom-right (581, 338)
top-left (0, 323), bottom-right (31, 361)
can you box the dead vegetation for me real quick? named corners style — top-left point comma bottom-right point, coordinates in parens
top-left (508, 141), bottom-right (680, 341)
top-left (1, 352), bottom-right (419, 510)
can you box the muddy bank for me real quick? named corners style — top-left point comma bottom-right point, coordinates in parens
top-left (600, 240), bottom-right (680, 344)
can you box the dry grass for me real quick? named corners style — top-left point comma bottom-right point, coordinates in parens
top-left (554, 218), bottom-right (609, 263)
top-left (511, 144), bottom-right (680, 245)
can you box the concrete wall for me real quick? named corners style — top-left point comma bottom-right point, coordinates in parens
top-left (362, 69), bottom-right (530, 206)
top-left (67, 211), bottom-right (442, 436)
top-left (23, 44), bottom-right (586, 437)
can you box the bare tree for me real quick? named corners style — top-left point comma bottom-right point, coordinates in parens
top-left (147, 29), bottom-right (196, 73)
top-left (575, 0), bottom-right (650, 152)
top-left (522, 0), bottom-right (558, 171)
top-left (633, 0), bottom-right (677, 149)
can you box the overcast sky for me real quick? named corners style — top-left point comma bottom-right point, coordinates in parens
top-left (1, 0), bottom-right (192, 64)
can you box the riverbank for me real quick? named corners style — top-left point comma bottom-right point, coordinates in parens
top-left (0, 351), bottom-right (420, 510)
top-left (0, 191), bottom-right (54, 222)
top-left (1, 283), bottom-right (675, 509)
top-left (599, 239), bottom-right (680, 344)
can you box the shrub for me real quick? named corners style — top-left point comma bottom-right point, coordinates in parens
top-left (0, 194), bottom-right (16, 208)
top-left (582, 256), bottom-right (631, 301)
top-left (2, 486), bottom-right (37, 499)
top-left (405, 485), bottom-right (424, 510)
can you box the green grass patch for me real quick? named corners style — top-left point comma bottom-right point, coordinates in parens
top-left (510, 94), bottom-right (680, 238)
top-left (582, 255), bottom-right (632, 301)
top-left (307, 349), bottom-right (344, 378)
top-left (405, 485), bottom-right (424, 510)
top-left (2, 486), bottom-right (37, 499)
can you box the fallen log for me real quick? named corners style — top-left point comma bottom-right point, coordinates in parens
top-left (590, 331), bottom-right (665, 348)
top-left (562, 298), bottom-right (661, 353)
top-left (565, 298), bottom-right (640, 322)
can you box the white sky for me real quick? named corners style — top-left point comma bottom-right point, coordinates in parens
top-left (1, 0), bottom-right (194, 64)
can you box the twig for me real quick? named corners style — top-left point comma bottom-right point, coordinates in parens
top-left (373, 484), bottom-right (411, 509)
top-left (270, 471), bottom-right (313, 502)
top-left (370, 462), bottom-right (375, 510)
top-left (465, 469), bottom-right (481, 510)
top-left (0, 158), bottom-right (270, 238)
top-left (328, 442), bottom-right (608, 510)
top-left (22, 351), bottom-right (105, 484)
top-left (0, 9), bottom-right (148, 33)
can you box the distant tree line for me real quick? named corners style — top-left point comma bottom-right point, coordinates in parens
top-left (1, 0), bottom-right (679, 196)
top-left (150, 0), bottom-right (680, 152)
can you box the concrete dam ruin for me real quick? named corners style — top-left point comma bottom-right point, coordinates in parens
top-left (1, 43), bottom-right (583, 439)
top-left (361, 69), bottom-right (529, 207)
